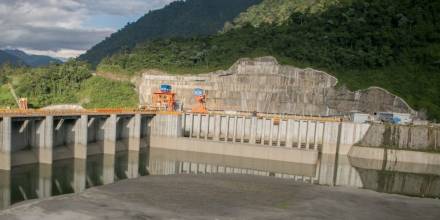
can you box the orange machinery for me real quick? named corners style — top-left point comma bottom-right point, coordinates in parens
top-left (151, 84), bottom-right (176, 111)
top-left (191, 88), bottom-right (208, 113)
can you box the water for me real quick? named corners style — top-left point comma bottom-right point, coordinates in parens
top-left (1, 147), bottom-right (439, 210)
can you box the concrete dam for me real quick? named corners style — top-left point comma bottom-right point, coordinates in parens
top-left (138, 56), bottom-right (417, 117)
top-left (1, 110), bottom-right (440, 210)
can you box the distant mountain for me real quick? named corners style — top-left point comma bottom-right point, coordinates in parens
top-left (0, 50), bottom-right (25, 66)
top-left (3, 49), bottom-right (62, 67)
top-left (78, 0), bottom-right (262, 66)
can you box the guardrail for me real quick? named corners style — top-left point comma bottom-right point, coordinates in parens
top-left (207, 110), bottom-right (343, 123)
top-left (0, 108), bottom-right (342, 122)
top-left (0, 108), bottom-right (157, 117)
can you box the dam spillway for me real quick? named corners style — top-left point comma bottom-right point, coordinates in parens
top-left (0, 110), bottom-right (440, 211)
top-left (2, 110), bottom-right (440, 171)
top-left (0, 110), bottom-right (155, 171)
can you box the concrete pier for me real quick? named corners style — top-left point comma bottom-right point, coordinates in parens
top-left (36, 116), bottom-right (54, 165)
top-left (0, 117), bottom-right (11, 171)
top-left (104, 115), bottom-right (117, 155)
top-left (74, 116), bottom-right (88, 159)
top-left (127, 114), bottom-right (141, 151)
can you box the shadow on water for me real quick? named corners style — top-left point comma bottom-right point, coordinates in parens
top-left (1, 146), bottom-right (439, 210)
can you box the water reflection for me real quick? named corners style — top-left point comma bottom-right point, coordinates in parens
top-left (1, 149), bottom-right (149, 209)
top-left (350, 157), bottom-right (440, 198)
top-left (148, 149), bottom-right (319, 184)
top-left (148, 148), bottom-right (440, 198)
top-left (1, 146), bottom-right (439, 210)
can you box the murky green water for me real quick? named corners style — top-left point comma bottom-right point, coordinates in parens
top-left (1, 147), bottom-right (439, 210)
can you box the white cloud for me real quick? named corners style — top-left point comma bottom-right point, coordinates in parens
top-left (81, 0), bottom-right (176, 16)
top-left (20, 48), bottom-right (86, 60)
top-left (0, 0), bottom-right (176, 58)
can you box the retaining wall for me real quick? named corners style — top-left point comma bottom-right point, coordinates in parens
top-left (149, 113), bottom-right (370, 158)
top-left (138, 57), bottom-right (416, 116)
top-left (357, 124), bottom-right (440, 152)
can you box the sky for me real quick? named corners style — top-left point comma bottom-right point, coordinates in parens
top-left (0, 0), bottom-right (176, 59)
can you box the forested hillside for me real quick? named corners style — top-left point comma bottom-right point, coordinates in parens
top-left (79, 0), bottom-right (261, 66)
top-left (98, 0), bottom-right (440, 120)
top-left (0, 62), bottom-right (138, 109)
top-left (225, 0), bottom-right (339, 30)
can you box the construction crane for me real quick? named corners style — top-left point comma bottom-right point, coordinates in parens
top-left (8, 83), bottom-right (28, 110)
top-left (151, 84), bottom-right (176, 111)
top-left (191, 88), bottom-right (208, 113)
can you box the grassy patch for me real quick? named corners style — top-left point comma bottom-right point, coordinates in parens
top-left (77, 76), bottom-right (138, 109)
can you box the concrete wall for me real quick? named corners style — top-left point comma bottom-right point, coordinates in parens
top-left (150, 137), bottom-right (319, 164)
top-left (180, 113), bottom-right (369, 155)
top-left (53, 119), bottom-right (76, 148)
top-left (138, 57), bottom-right (416, 116)
top-left (358, 124), bottom-right (440, 152)
top-left (349, 146), bottom-right (440, 166)
top-left (87, 117), bottom-right (106, 143)
top-left (150, 114), bottom-right (182, 137)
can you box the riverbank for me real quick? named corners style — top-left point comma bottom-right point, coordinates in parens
top-left (1, 174), bottom-right (439, 220)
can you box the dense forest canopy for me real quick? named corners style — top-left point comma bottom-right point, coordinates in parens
top-left (225, 0), bottom-right (340, 30)
top-left (0, 61), bottom-right (138, 108)
top-left (78, 0), bottom-right (262, 66)
top-left (98, 0), bottom-right (440, 120)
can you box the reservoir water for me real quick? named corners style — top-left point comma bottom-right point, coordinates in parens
top-left (1, 146), bottom-right (439, 210)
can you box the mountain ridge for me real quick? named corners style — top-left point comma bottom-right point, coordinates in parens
top-left (3, 49), bottom-right (62, 67)
top-left (78, 0), bottom-right (262, 66)
top-left (0, 50), bottom-right (25, 66)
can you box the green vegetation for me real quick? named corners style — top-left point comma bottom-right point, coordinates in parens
top-left (0, 61), bottom-right (138, 109)
top-left (98, 0), bottom-right (440, 120)
top-left (77, 77), bottom-right (138, 108)
top-left (0, 86), bottom-right (15, 107)
top-left (79, 0), bottom-right (262, 66)
top-left (225, 0), bottom-right (340, 30)
top-left (16, 61), bottom-right (91, 107)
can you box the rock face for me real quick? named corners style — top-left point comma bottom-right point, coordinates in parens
top-left (138, 57), bottom-right (416, 116)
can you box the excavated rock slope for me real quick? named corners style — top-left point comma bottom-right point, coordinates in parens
top-left (138, 57), bottom-right (416, 116)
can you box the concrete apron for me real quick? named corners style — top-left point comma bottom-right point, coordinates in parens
top-left (349, 146), bottom-right (440, 166)
top-left (150, 136), bottom-right (319, 165)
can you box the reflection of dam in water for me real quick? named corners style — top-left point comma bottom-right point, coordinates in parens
top-left (1, 146), bottom-right (440, 210)
top-left (148, 149), bottom-right (440, 198)
top-left (0, 149), bottom-right (150, 209)
top-left (350, 157), bottom-right (440, 198)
